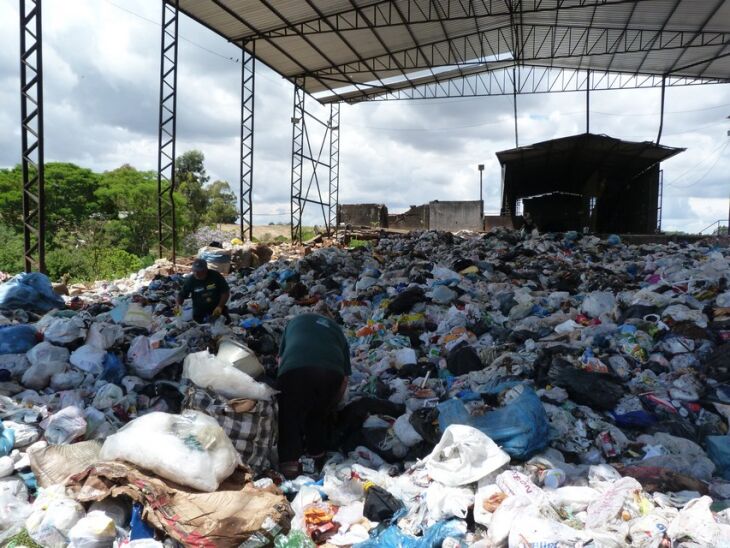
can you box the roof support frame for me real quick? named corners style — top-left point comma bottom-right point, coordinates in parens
top-left (246, 0), bottom-right (640, 39)
top-left (328, 64), bottom-right (727, 103)
top-left (303, 24), bottom-right (730, 79)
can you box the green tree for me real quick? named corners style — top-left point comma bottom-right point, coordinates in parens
top-left (204, 180), bottom-right (238, 225)
top-left (0, 163), bottom-right (99, 238)
top-left (176, 150), bottom-right (209, 230)
top-left (96, 165), bottom-right (159, 256)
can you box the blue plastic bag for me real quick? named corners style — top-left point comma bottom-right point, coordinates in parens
top-left (706, 436), bottom-right (730, 480)
top-left (0, 272), bottom-right (64, 313)
top-left (0, 425), bottom-right (14, 456)
top-left (438, 383), bottom-right (549, 460)
top-left (355, 520), bottom-right (464, 548)
top-left (0, 324), bottom-right (38, 355)
top-left (100, 352), bottom-right (126, 385)
top-left (130, 503), bottom-right (155, 540)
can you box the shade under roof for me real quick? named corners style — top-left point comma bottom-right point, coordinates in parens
top-left (175, 0), bottom-right (730, 103)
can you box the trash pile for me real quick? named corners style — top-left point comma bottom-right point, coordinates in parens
top-left (0, 229), bottom-right (729, 547)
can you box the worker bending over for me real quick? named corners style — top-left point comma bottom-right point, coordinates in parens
top-left (277, 312), bottom-right (350, 478)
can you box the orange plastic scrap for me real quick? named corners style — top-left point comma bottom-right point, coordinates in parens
top-left (304, 502), bottom-right (336, 526)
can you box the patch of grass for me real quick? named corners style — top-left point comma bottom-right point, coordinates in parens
top-left (349, 238), bottom-right (371, 249)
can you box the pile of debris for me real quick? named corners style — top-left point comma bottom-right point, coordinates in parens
top-left (0, 229), bottom-right (728, 547)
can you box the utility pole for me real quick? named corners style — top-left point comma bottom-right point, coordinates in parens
top-left (478, 164), bottom-right (485, 218)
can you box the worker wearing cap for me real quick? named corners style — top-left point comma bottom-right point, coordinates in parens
top-left (176, 259), bottom-right (230, 323)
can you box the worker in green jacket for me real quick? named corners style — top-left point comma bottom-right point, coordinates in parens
top-left (277, 312), bottom-right (350, 478)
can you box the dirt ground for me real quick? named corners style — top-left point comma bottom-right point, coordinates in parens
top-left (217, 224), bottom-right (294, 241)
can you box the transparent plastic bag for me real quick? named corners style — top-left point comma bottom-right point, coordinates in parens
top-left (99, 410), bottom-right (239, 492)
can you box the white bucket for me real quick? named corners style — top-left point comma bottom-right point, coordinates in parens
top-left (217, 337), bottom-right (265, 379)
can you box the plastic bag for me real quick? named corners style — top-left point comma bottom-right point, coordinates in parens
top-left (666, 496), bottom-right (730, 546)
top-left (0, 491), bottom-right (32, 531)
top-left (585, 476), bottom-right (642, 530)
top-left (0, 325), bottom-right (37, 356)
top-left (22, 359), bottom-right (66, 391)
top-left (68, 511), bottom-right (118, 548)
top-left (86, 323), bottom-right (123, 350)
top-left (438, 383), bottom-right (549, 459)
top-left (25, 486), bottom-right (85, 547)
top-left (0, 426), bottom-right (13, 457)
top-left (43, 316), bottom-right (86, 345)
top-left (41, 406), bottom-right (87, 445)
top-left (705, 435), bottom-right (730, 480)
top-left (182, 351), bottom-right (277, 401)
top-left (100, 353), bottom-right (126, 385)
top-left (27, 341), bottom-right (69, 366)
top-left (425, 483), bottom-right (473, 521)
top-left (393, 414), bottom-right (423, 447)
top-left (425, 424), bottom-right (510, 487)
top-left (92, 384), bottom-right (124, 410)
top-left (70, 345), bottom-right (106, 375)
top-left (128, 336), bottom-right (186, 380)
top-left (99, 410), bottom-right (239, 492)
top-left (355, 519), bottom-right (465, 548)
top-left (122, 303), bottom-right (152, 329)
top-left (581, 291), bottom-right (616, 319)
top-left (0, 273), bottom-right (64, 313)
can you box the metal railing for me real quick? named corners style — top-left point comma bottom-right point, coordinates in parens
top-left (698, 219), bottom-right (729, 235)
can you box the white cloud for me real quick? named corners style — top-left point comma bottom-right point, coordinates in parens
top-left (0, 0), bottom-right (728, 232)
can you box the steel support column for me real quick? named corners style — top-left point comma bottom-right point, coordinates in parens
top-left (586, 70), bottom-right (591, 133)
top-left (657, 75), bottom-right (666, 144)
top-left (19, 0), bottom-right (45, 273)
top-left (240, 42), bottom-right (255, 242)
top-left (290, 83), bottom-right (305, 243)
top-left (290, 81), bottom-right (333, 243)
top-left (157, 0), bottom-right (179, 262)
top-left (328, 103), bottom-right (340, 236)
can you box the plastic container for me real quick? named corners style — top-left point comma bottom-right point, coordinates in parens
top-left (217, 337), bottom-right (265, 379)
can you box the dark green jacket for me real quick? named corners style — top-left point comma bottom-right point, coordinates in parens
top-left (278, 313), bottom-right (351, 377)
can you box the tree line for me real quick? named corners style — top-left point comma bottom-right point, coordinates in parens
top-left (0, 150), bottom-right (238, 281)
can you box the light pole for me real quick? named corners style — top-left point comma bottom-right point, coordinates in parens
top-left (478, 164), bottom-right (484, 217)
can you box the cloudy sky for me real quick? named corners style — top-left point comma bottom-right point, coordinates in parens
top-left (1, 0), bottom-right (728, 233)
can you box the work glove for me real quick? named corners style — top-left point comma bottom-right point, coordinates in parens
top-left (173, 305), bottom-right (182, 316)
top-left (212, 306), bottom-right (223, 318)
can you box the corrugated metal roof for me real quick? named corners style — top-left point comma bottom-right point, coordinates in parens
top-left (175, 0), bottom-right (730, 103)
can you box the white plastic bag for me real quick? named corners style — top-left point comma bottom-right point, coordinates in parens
top-left (666, 496), bottom-right (730, 546)
top-left (99, 410), bottom-right (239, 492)
top-left (26, 486), bottom-right (86, 547)
top-left (128, 336), bottom-right (186, 380)
top-left (41, 406), bottom-right (87, 445)
top-left (86, 323), bottom-right (123, 350)
top-left (182, 350), bottom-right (277, 401)
top-left (425, 483), bottom-right (473, 521)
top-left (70, 345), bottom-right (106, 375)
top-left (393, 414), bottom-right (423, 447)
top-left (585, 476), bottom-right (642, 530)
top-left (122, 303), bottom-right (152, 329)
top-left (68, 511), bottom-right (117, 548)
top-left (43, 316), bottom-right (86, 345)
top-left (473, 479), bottom-right (506, 527)
top-left (92, 384), bottom-right (124, 410)
top-left (581, 291), bottom-right (616, 319)
top-left (22, 360), bottom-right (66, 390)
top-left (426, 425), bottom-right (510, 487)
top-left (27, 341), bottom-right (69, 366)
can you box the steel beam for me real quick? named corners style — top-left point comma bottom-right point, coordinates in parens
top-left (290, 82), bottom-right (335, 243)
top-left (250, 0), bottom-right (637, 39)
top-left (307, 25), bottom-right (730, 77)
top-left (327, 65), bottom-right (728, 103)
top-left (328, 103), bottom-right (340, 236)
top-left (240, 42), bottom-right (255, 242)
top-left (19, 0), bottom-right (45, 273)
top-left (157, 0), bottom-right (178, 262)
top-left (290, 83), bottom-right (305, 243)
